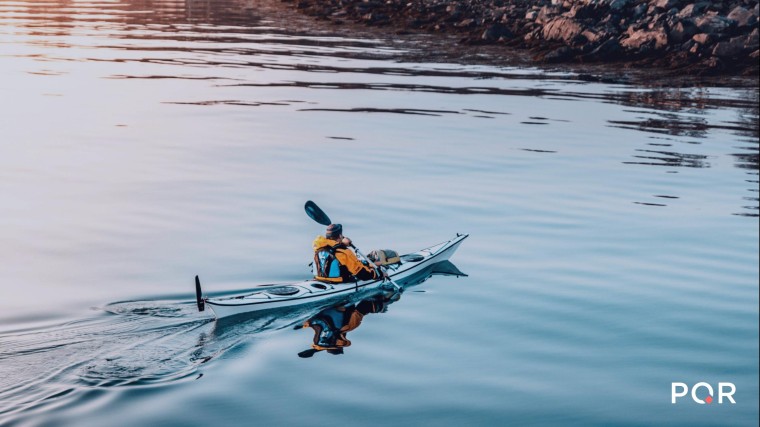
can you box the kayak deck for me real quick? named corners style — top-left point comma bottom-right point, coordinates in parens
top-left (198, 233), bottom-right (468, 319)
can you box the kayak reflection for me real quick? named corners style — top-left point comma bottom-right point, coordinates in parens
top-left (296, 260), bottom-right (467, 358)
top-left (297, 290), bottom-right (400, 358)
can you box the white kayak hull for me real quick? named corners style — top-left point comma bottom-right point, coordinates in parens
top-left (200, 234), bottom-right (468, 319)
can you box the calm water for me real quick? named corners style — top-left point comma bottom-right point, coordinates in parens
top-left (1, 0), bottom-right (758, 425)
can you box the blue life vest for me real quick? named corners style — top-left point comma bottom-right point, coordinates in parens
top-left (313, 246), bottom-right (342, 279)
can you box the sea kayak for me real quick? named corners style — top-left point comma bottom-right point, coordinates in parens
top-left (195, 233), bottom-right (468, 319)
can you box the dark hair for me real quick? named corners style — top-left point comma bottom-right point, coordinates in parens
top-left (326, 223), bottom-right (343, 238)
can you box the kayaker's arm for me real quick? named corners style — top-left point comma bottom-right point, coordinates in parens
top-left (336, 249), bottom-right (380, 281)
top-left (354, 266), bottom-right (380, 281)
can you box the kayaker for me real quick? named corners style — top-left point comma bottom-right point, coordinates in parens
top-left (312, 223), bottom-right (384, 283)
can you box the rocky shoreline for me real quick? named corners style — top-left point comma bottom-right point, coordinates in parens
top-left (282, 0), bottom-right (759, 76)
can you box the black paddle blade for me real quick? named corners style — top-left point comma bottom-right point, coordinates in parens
top-left (195, 275), bottom-right (205, 312)
top-left (298, 348), bottom-right (319, 358)
top-left (304, 200), bottom-right (331, 226)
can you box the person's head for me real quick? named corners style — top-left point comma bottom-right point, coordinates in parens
top-left (325, 223), bottom-right (343, 239)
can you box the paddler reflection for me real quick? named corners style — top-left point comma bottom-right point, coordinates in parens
top-left (297, 290), bottom-right (401, 358)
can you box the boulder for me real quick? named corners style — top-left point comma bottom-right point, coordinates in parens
top-left (524, 28), bottom-right (543, 42)
top-left (727, 6), bottom-right (757, 28)
top-left (543, 46), bottom-right (575, 63)
top-left (668, 20), bottom-right (698, 43)
top-left (455, 18), bottom-right (476, 28)
top-left (695, 13), bottom-right (736, 35)
top-left (585, 38), bottom-right (622, 60)
top-left (537, 6), bottom-right (559, 24)
top-left (746, 28), bottom-right (759, 51)
top-left (649, 13), bottom-right (668, 27)
top-left (542, 17), bottom-right (585, 43)
top-left (609, 0), bottom-right (630, 12)
top-left (482, 23), bottom-right (512, 42)
top-left (633, 3), bottom-right (648, 18)
top-left (712, 36), bottom-right (748, 57)
top-left (565, 4), bottom-right (594, 19)
top-left (692, 33), bottom-right (713, 45)
top-left (621, 28), bottom-right (669, 50)
top-left (581, 28), bottom-right (604, 44)
top-left (677, 2), bottom-right (709, 19)
top-left (654, 0), bottom-right (680, 10)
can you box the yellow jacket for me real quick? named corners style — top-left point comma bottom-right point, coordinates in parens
top-left (312, 235), bottom-right (379, 283)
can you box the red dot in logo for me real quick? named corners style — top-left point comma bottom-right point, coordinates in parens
top-left (705, 395), bottom-right (713, 404)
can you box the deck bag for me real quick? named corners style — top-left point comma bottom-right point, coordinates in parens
top-left (368, 249), bottom-right (401, 266)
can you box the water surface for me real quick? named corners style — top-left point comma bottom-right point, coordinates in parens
top-left (1, 1), bottom-right (758, 426)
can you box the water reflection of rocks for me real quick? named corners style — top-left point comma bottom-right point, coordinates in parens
top-left (608, 86), bottom-right (759, 137)
top-left (610, 86), bottom-right (759, 216)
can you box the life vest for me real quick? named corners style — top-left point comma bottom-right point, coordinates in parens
top-left (313, 245), bottom-right (343, 281)
top-left (308, 307), bottom-right (352, 351)
top-left (312, 235), bottom-right (377, 283)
